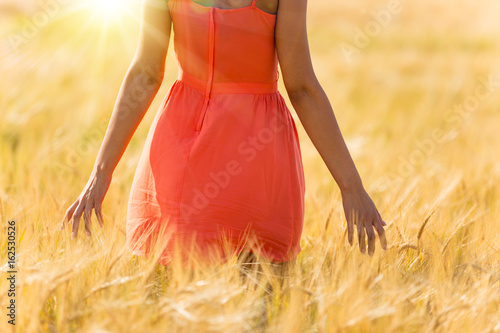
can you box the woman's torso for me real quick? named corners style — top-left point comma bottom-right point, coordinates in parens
top-left (189, 0), bottom-right (278, 15)
top-left (168, 0), bottom-right (280, 90)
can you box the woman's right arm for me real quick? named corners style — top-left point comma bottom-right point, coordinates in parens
top-left (275, 0), bottom-right (386, 255)
top-left (60, 0), bottom-right (172, 239)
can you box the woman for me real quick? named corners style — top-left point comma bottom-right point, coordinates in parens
top-left (60, 0), bottom-right (387, 275)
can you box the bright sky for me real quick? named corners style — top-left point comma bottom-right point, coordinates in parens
top-left (88, 0), bottom-right (136, 21)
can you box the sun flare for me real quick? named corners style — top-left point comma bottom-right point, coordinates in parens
top-left (89, 0), bottom-right (133, 20)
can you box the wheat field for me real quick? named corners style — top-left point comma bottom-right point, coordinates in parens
top-left (1, 0), bottom-right (500, 332)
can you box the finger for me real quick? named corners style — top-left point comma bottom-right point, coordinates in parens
top-left (373, 219), bottom-right (388, 251)
top-left (95, 202), bottom-right (104, 229)
top-left (357, 221), bottom-right (366, 255)
top-left (83, 202), bottom-right (93, 238)
top-left (365, 223), bottom-right (376, 256)
top-left (71, 203), bottom-right (85, 239)
top-left (377, 211), bottom-right (387, 226)
top-left (346, 213), bottom-right (354, 247)
top-left (61, 201), bottom-right (79, 230)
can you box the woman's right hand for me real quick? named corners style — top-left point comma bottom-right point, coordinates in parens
top-left (340, 185), bottom-right (387, 256)
top-left (60, 171), bottom-right (112, 239)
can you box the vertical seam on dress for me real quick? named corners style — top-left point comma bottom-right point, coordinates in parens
top-left (195, 7), bottom-right (215, 131)
top-left (176, 7), bottom-right (212, 239)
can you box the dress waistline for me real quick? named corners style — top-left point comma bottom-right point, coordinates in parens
top-left (178, 70), bottom-right (278, 95)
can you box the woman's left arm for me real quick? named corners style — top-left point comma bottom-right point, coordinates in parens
top-left (275, 0), bottom-right (387, 256)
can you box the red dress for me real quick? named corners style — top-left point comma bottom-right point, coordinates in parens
top-left (126, 0), bottom-right (305, 267)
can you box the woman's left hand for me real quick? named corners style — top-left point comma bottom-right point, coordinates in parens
top-left (340, 186), bottom-right (387, 256)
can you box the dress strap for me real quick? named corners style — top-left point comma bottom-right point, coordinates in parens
top-left (251, 0), bottom-right (257, 6)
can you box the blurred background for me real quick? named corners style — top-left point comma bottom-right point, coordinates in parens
top-left (1, 0), bottom-right (500, 331)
